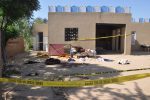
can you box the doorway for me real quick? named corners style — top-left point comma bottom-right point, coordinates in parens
top-left (38, 32), bottom-right (43, 50)
top-left (96, 23), bottom-right (126, 54)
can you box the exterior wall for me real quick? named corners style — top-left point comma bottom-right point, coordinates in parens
top-left (130, 23), bottom-right (150, 51)
top-left (6, 37), bottom-right (24, 58)
top-left (48, 12), bottom-right (132, 54)
top-left (32, 24), bottom-right (48, 36)
top-left (32, 24), bottom-right (48, 51)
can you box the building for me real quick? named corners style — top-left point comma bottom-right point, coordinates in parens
top-left (32, 6), bottom-right (150, 55)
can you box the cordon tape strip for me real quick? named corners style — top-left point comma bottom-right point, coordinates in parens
top-left (77, 33), bottom-right (131, 41)
top-left (65, 67), bottom-right (150, 77)
top-left (46, 33), bottom-right (131, 55)
top-left (0, 73), bottom-right (150, 87)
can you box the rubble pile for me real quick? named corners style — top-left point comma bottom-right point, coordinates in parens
top-left (45, 58), bottom-right (61, 65)
top-left (36, 52), bottom-right (49, 58)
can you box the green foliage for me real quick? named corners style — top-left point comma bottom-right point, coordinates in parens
top-left (0, 0), bottom-right (40, 49)
top-left (11, 18), bottom-right (33, 50)
top-left (0, 0), bottom-right (40, 30)
top-left (5, 25), bottom-right (20, 45)
top-left (33, 17), bottom-right (48, 24)
top-left (18, 18), bottom-right (33, 50)
top-left (0, 0), bottom-right (40, 66)
top-left (0, 8), bottom-right (3, 16)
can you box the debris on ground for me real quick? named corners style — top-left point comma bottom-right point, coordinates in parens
top-left (97, 57), bottom-right (114, 62)
top-left (118, 59), bottom-right (130, 65)
top-left (25, 72), bottom-right (39, 76)
top-left (58, 54), bottom-right (70, 58)
top-left (73, 46), bottom-right (85, 53)
top-left (36, 51), bottom-right (49, 58)
top-left (45, 58), bottom-right (61, 65)
top-left (85, 49), bottom-right (96, 57)
top-left (2, 64), bottom-right (21, 77)
top-left (78, 57), bottom-right (86, 64)
top-left (76, 52), bottom-right (88, 58)
top-left (3, 69), bottom-right (21, 78)
top-left (24, 60), bottom-right (40, 64)
top-left (76, 49), bottom-right (96, 58)
top-left (68, 57), bottom-right (76, 63)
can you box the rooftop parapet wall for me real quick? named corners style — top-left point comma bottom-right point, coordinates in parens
top-left (132, 18), bottom-right (150, 23)
top-left (49, 6), bottom-right (131, 13)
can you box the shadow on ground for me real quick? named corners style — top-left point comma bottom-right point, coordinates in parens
top-left (67, 82), bottom-right (150, 100)
top-left (131, 51), bottom-right (150, 56)
top-left (1, 51), bottom-right (149, 100)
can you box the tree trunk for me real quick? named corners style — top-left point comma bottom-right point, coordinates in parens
top-left (0, 30), bottom-right (2, 76)
top-left (0, 30), bottom-right (4, 100)
top-left (1, 31), bottom-right (7, 66)
top-left (0, 16), bottom-right (7, 67)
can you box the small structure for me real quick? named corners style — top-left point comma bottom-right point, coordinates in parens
top-left (6, 37), bottom-right (24, 57)
top-left (32, 23), bottom-right (48, 52)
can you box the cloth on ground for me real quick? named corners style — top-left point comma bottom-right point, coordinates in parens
top-left (118, 59), bottom-right (130, 65)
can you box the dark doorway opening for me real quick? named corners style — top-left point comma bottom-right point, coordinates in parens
top-left (38, 32), bottom-right (43, 50)
top-left (96, 23), bottom-right (126, 54)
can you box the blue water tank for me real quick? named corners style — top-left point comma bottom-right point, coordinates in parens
top-left (71, 6), bottom-right (79, 12)
top-left (101, 6), bottom-right (109, 12)
top-left (56, 6), bottom-right (64, 12)
top-left (132, 18), bottom-right (135, 22)
top-left (139, 18), bottom-right (145, 23)
top-left (86, 6), bottom-right (94, 12)
top-left (115, 6), bottom-right (125, 13)
top-left (149, 18), bottom-right (150, 23)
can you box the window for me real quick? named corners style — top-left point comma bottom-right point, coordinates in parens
top-left (131, 31), bottom-right (136, 45)
top-left (65, 28), bottom-right (78, 41)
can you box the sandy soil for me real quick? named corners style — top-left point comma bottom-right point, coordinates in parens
top-left (2, 51), bottom-right (150, 100)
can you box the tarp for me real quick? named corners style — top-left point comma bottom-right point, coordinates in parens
top-left (49, 44), bottom-right (66, 56)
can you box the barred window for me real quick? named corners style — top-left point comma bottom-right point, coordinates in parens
top-left (65, 28), bottom-right (78, 41)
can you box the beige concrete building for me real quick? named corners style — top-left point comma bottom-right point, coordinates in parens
top-left (32, 6), bottom-right (150, 55)
top-left (32, 24), bottom-right (48, 51)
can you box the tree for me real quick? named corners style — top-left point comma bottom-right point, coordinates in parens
top-left (0, 0), bottom-right (40, 65)
top-left (33, 17), bottom-right (48, 24)
top-left (16, 18), bottom-right (33, 50)
top-left (4, 18), bottom-right (32, 50)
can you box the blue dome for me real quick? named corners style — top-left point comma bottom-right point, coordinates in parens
top-left (56, 6), bottom-right (64, 12)
top-left (71, 6), bottom-right (79, 12)
top-left (101, 6), bottom-right (109, 12)
top-left (139, 18), bottom-right (145, 23)
top-left (115, 6), bottom-right (125, 13)
top-left (86, 6), bottom-right (94, 12)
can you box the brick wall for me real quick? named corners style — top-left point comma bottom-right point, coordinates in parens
top-left (6, 37), bottom-right (25, 58)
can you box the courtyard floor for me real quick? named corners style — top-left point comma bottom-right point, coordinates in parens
top-left (1, 51), bottom-right (150, 100)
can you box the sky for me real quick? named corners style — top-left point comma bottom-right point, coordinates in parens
top-left (33, 0), bottom-right (150, 21)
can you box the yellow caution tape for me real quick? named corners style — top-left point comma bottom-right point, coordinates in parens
top-left (78, 33), bottom-right (131, 41)
top-left (45, 33), bottom-right (131, 56)
top-left (67, 68), bottom-right (150, 77)
top-left (0, 73), bottom-right (150, 87)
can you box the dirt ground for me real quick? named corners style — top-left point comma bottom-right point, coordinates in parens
top-left (1, 51), bottom-right (150, 100)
